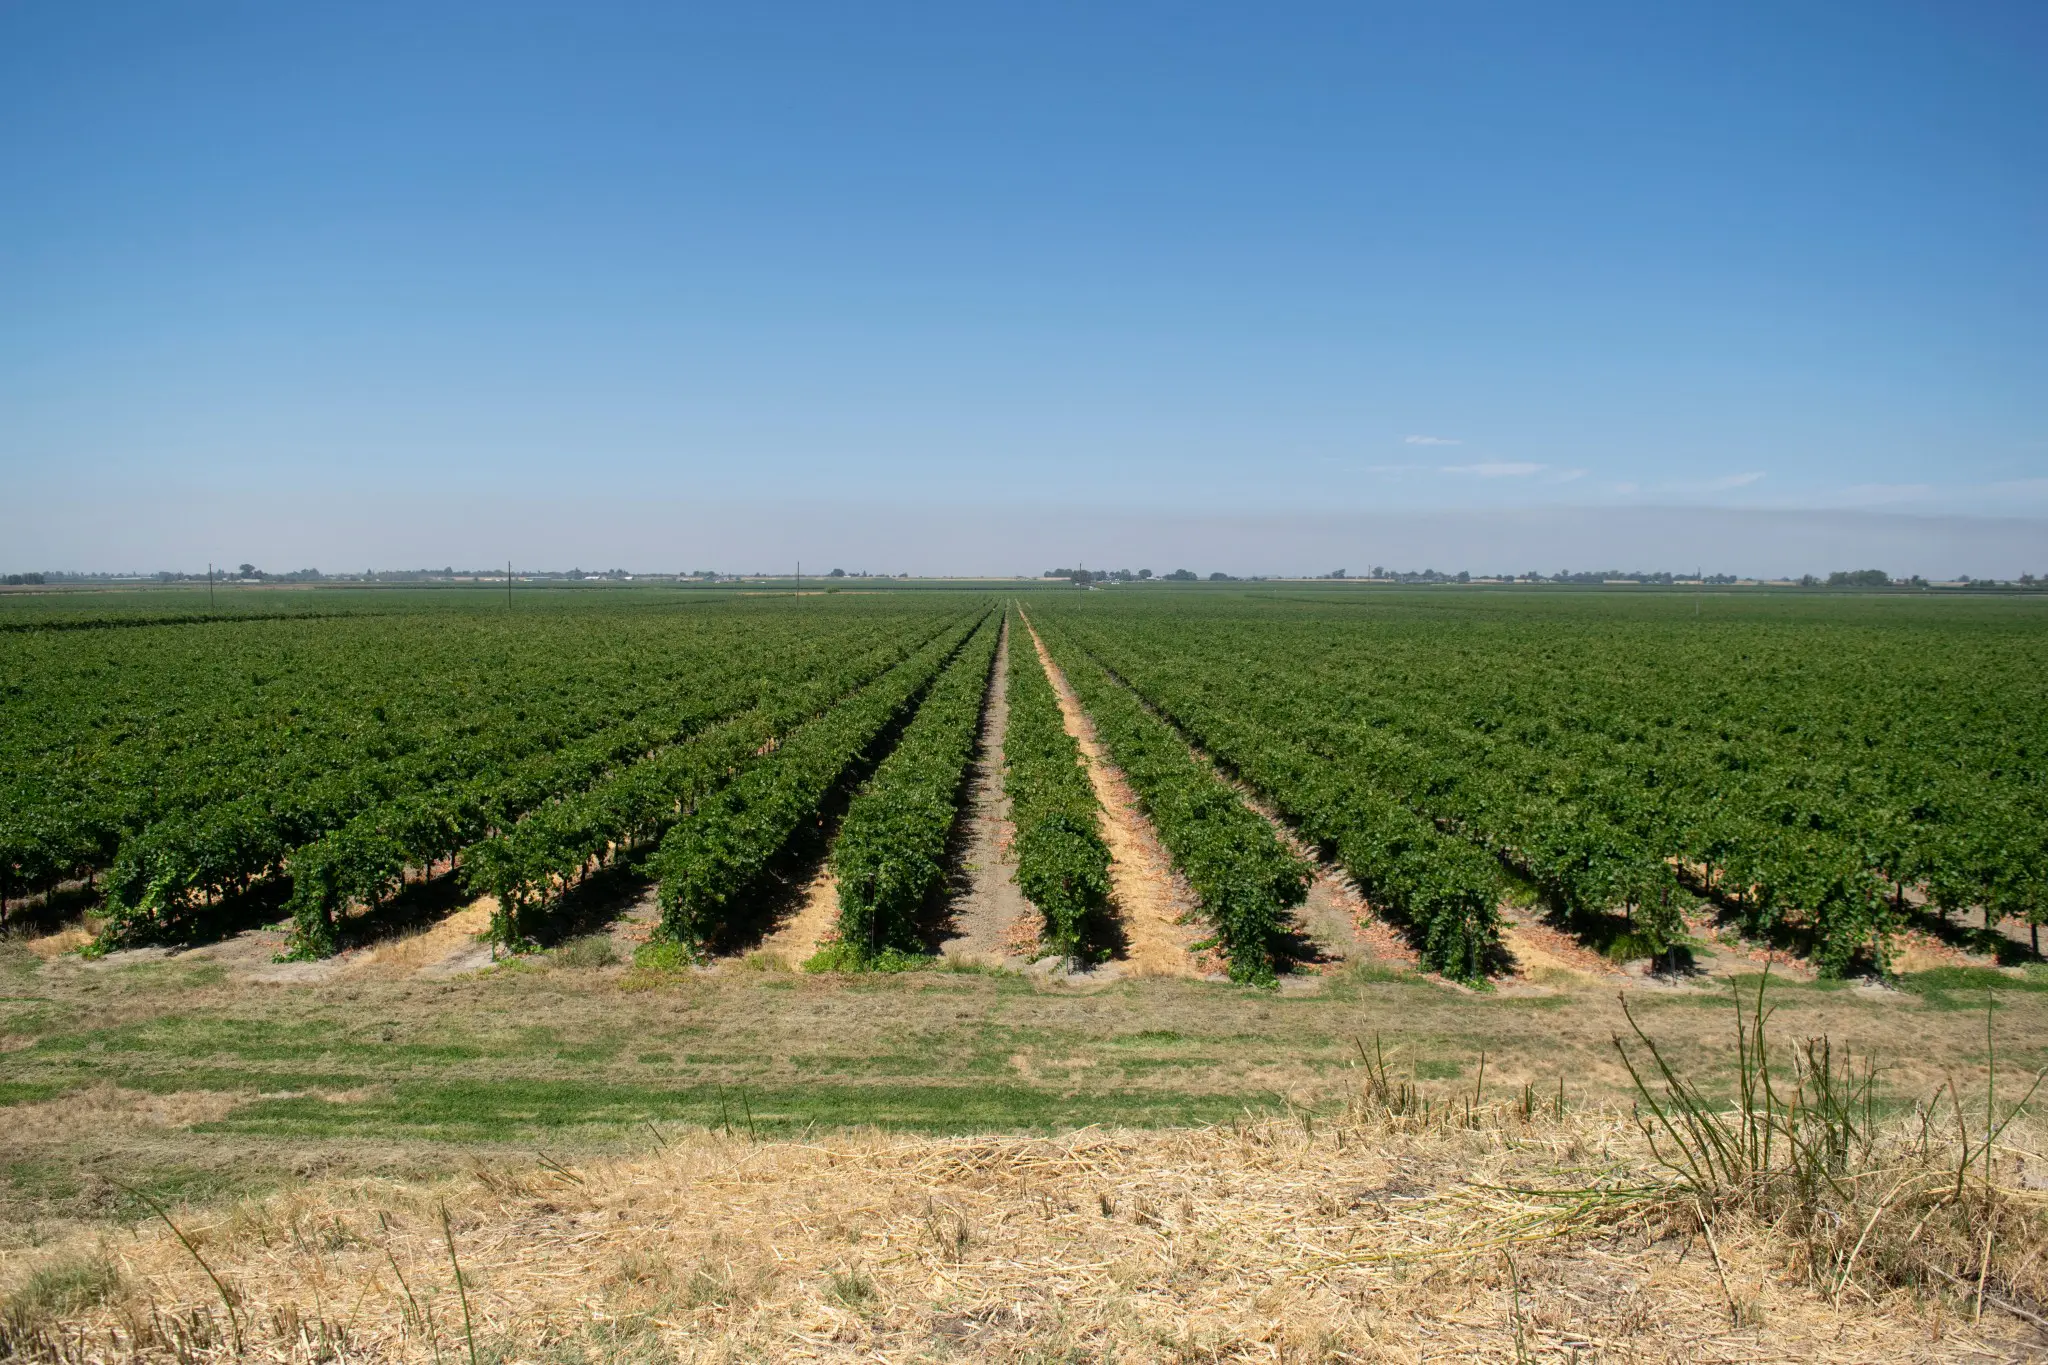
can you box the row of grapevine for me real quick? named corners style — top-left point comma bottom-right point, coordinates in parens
top-left (114, 663), bottom-right (772, 953)
top-left (6, 606), bottom-right (852, 913)
top-left (464, 615), bottom-right (972, 949)
top-left (650, 611), bottom-right (996, 956)
top-left (1041, 618), bottom-right (1504, 982)
top-left (824, 615), bottom-right (1003, 963)
top-left (1032, 616), bottom-right (1310, 985)
top-left (1053, 624), bottom-right (1670, 970)
top-left (290, 619), bottom-right (957, 955)
top-left (1035, 591), bottom-right (2048, 975)
top-left (1220, 655), bottom-right (1890, 972)
top-left (93, 617), bottom-right (933, 953)
top-left (96, 699), bottom-right (699, 950)
top-left (999, 611), bottom-right (1112, 964)
top-left (9, 618), bottom-right (688, 902)
top-left (1255, 658), bottom-right (1888, 969)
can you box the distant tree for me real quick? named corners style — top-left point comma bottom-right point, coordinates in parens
top-left (1208, 571), bottom-right (1233, 581)
top-left (829, 567), bottom-right (846, 578)
top-left (1329, 568), bottom-right (1346, 579)
top-left (1825, 569), bottom-right (1889, 588)
top-left (1165, 569), bottom-right (1197, 581)
top-left (238, 563), bottom-right (257, 578)
top-left (1137, 568), bottom-right (1152, 579)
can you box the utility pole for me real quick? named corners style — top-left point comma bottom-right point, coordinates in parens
top-left (507, 559), bottom-right (513, 608)
top-left (796, 560), bottom-right (801, 596)
top-left (207, 562), bottom-right (215, 610)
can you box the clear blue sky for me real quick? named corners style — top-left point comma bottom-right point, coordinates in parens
top-left (3, 2), bottom-right (2044, 573)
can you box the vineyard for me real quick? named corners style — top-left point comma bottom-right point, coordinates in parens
top-left (0, 594), bottom-right (987, 957)
top-left (1030, 589), bottom-right (2048, 980)
top-left (7, 582), bottom-right (2048, 1361)
top-left (2, 584), bottom-right (2044, 983)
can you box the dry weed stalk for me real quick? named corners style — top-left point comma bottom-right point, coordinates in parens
top-left (1611, 969), bottom-right (2048, 1326)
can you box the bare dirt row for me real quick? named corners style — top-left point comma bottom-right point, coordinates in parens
top-left (934, 616), bottom-right (1036, 966)
top-left (1018, 615), bottom-right (1207, 977)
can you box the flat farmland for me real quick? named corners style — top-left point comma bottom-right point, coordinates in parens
top-left (4, 582), bottom-right (2048, 1362)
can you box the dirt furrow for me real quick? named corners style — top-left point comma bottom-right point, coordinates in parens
top-left (1127, 722), bottom-right (1378, 975)
top-left (1157, 740), bottom-right (1419, 979)
top-left (1019, 615), bottom-right (1202, 978)
top-left (937, 617), bottom-right (1034, 966)
top-left (1026, 630), bottom-right (1392, 980)
top-left (754, 867), bottom-right (839, 966)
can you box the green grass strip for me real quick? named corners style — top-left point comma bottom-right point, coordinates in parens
top-left (196, 1076), bottom-right (1272, 1140)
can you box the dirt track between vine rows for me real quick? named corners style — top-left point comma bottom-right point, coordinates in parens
top-left (1020, 614), bottom-right (1204, 978)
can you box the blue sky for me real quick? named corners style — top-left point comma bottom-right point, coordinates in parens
top-left (3, 2), bottom-right (2044, 573)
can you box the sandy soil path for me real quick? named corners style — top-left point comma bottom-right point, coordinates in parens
top-left (82, 896), bottom-right (503, 983)
top-left (1019, 615), bottom-right (1201, 977)
top-left (937, 618), bottom-right (1034, 966)
top-left (1493, 902), bottom-right (1614, 991)
top-left (392, 901), bottom-right (497, 977)
top-left (749, 866), bottom-right (839, 966)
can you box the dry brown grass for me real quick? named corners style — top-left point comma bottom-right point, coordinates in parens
top-left (4, 1097), bottom-right (2042, 1363)
top-left (361, 902), bottom-right (496, 977)
top-left (753, 869), bottom-right (840, 968)
top-left (6, 1085), bottom-right (242, 1139)
top-left (20, 927), bottom-right (92, 962)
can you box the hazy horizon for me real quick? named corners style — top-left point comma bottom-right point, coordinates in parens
top-left (11, 498), bottom-right (2044, 583)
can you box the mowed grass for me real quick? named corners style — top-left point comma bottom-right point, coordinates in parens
top-left (202, 1077), bottom-right (1259, 1141)
top-left (4, 934), bottom-right (2047, 1233)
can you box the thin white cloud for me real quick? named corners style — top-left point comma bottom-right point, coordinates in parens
top-left (1443, 461), bottom-right (1547, 478)
top-left (1403, 434), bottom-right (1461, 446)
top-left (1637, 471), bottom-right (1766, 498)
top-left (1547, 467), bottom-right (1590, 483)
top-left (1841, 483), bottom-right (1933, 505)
